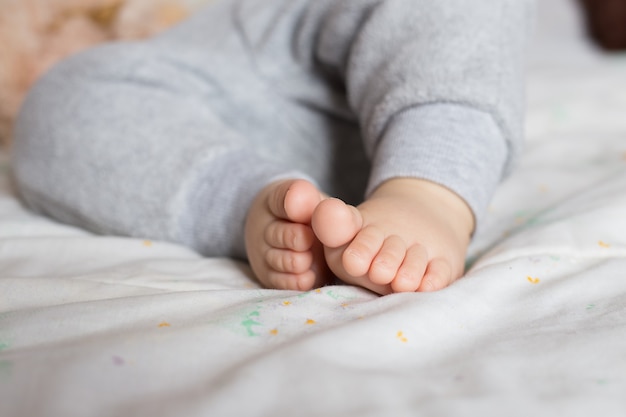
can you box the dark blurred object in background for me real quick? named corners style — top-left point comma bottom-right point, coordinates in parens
top-left (579, 0), bottom-right (626, 51)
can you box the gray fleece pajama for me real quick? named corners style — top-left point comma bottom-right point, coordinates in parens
top-left (12, 0), bottom-right (534, 259)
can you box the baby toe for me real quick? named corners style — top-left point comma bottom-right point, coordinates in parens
top-left (342, 225), bottom-right (385, 277)
top-left (312, 198), bottom-right (363, 248)
top-left (266, 248), bottom-right (313, 274)
top-left (369, 235), bottom-right (406, 286)
top-left (418, 258), bottom-right (453, 292)
top-left (267, 270), bottom-right (317, 291)
top-left (265, 220), bottom-right (315, 251)
top-left (266, 179), bottom-right (321, 223)
top-left (282, 179), bottom-right (323, 223)
top-left (390, 244), bottom-right (428, 293)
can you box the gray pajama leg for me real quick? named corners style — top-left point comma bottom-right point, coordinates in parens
top-left (12, 33), bottom-right (363, 259)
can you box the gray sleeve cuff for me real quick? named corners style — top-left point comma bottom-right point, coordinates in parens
top-left (367, 103), bottom-right (509, 228)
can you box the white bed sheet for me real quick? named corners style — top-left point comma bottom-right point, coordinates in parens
top-left (1, 1), bottom-right (626, 416)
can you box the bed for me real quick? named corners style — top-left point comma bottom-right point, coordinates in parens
top-left (1, 0), bottom-right (626, 415)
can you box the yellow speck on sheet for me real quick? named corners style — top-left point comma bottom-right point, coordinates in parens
top-left (396, 331), bottom-right (408, 343)
top-left (598, 240), bottom-right (610, 248)
top-left (527, 276), bottom-right (540, 284)
top-left (282, 301), bottom-right (292, 306)
top-left (143, 240), bottom-right (153, 247)
top-left (158, 322), bottom-right (171, 328)
top-left (269, 329), bottom-right (278, 336)
top-left (305, 319), bottom-right (316, 325)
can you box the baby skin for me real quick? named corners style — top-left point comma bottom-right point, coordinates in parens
top-left (244, 178), bottom-right (474, 295)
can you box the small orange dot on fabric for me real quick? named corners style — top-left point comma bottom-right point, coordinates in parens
top-left (527, 276), bottom-right (540, 284)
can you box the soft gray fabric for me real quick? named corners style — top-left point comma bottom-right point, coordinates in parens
top-left (12, 0), bottom-right (534, 259)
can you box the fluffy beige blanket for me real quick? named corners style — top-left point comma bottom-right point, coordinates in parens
top-left (0, 0), bottom-right (212, 147)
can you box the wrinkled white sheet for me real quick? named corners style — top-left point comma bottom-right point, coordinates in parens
top-left (1, 1), bottom-right (626, 416)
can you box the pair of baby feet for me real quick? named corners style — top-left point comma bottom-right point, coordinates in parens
top-left (244, 178), bottom-right (474, 295)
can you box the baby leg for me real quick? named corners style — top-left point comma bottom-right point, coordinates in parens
top-left (12, 42), bottom-right (275, 257)
top-left (12, 26), bottom-right (343, 290)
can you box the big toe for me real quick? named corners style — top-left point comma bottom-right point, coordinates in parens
top-left (311, 198), bottom-right (363, 248)
top-left (269, 179), bottom-right (322, 223)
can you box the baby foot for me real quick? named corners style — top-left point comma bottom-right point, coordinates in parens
top-left (244, 179), bottom-right (331, 291)
top-left (311, 178), bottom-right (474, 295)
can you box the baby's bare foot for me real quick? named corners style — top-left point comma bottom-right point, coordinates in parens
top-left (311, 178), bottom-right (474, 295)
top-left (244, 179), bottom-right (331, 291)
